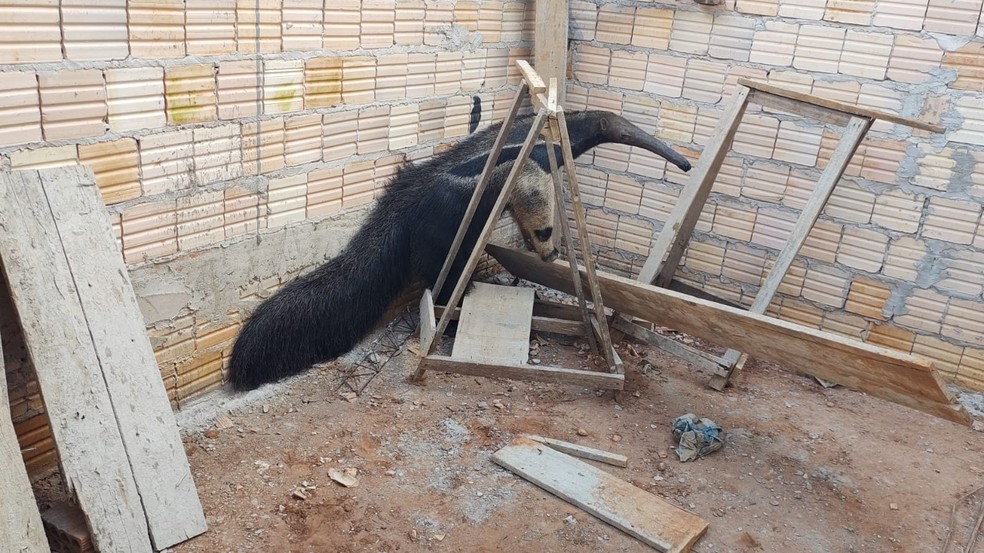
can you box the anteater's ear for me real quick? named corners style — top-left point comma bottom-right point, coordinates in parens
top-left (599, 118), bottom-right (609, 131)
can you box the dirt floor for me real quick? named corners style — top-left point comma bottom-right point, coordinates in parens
top-left (142, 307), bottom-right (984, 553)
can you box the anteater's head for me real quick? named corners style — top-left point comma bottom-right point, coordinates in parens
top-left (568, 111), bottom-right (693, 172)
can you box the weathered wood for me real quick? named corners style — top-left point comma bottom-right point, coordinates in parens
top-left (535, 0), bottom-right (568, 105)
top-left (420, 289), bottom-right (436, 353)
top-left (493, 437), bottom-right (708, 552)
top-left (612, 317), bottom-right (726, 375)
top-left (0, 334), bottom-right (50, 553)
top-left (452, 282), bottom-right (534, 365)
top-left (432, 84), bottom-right (528, 299)
top-left (419, 355), bottom-right (624, 390)
top-left (749, 89), bottom-right (853, 127)
top-left (544, 117), bottom-right (597, 351)
top-left (557, 109), bottom-right (616, 368)
top-left (0, 169), bottom-right (154, 552)
top-left (39, 167), bottom-right (207, 549)
top-left (516, 60), bottom-right (547, 93)
top-left (487, 244), bottom-right (973, 426)
top-left (711, 116), bottom-right (873, 390)
top-left (739, 78), bottom-right (944, 133)
top-left (637, 86), bottom-right (751, 288)
top-left (525, 434), bottom-right (629, 467)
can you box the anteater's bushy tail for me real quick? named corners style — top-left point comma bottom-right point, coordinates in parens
top-left (228, 211), bottom-right (413, 391)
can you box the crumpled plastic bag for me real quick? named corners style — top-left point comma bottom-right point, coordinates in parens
top-left (671, 413), bottom-right (724, 462)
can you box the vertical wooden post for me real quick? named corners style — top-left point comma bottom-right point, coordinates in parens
top-left (0, 333), bottom-right (51, 553)
top-left (535, 0), bottom-right (568, 105)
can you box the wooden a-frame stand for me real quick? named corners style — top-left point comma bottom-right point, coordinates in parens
top-left (411, 61), bottom-right (624, 391)
top-left (614, 78), bottom-right (945, 391)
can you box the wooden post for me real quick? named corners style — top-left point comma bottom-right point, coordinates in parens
top-left (708, 115), bottom-right (873, 390)
top-left (535, 0), bottom-right (568, 105)
top-left (0, 332), bottom-right (51, 553)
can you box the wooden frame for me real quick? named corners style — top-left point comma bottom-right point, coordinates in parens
top-left (487, 245), bottom-right (972, 426)
top-left (620, 78), bottom-right (945, 391)
top-left (412, 61), bottom-right (623, 391)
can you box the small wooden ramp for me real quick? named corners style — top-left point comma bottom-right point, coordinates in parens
top-left (488, 244), bottom-right (972, 427)
top-left (451, 282), bottom-right (534, 365)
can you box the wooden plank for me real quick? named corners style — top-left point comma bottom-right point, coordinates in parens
top-left (535, 0), bottom-right (568, 105)
top-left (748, 89), bottom-right (853, 127)
top-left (543, 118), bottom-right (597, 351)
top-left (419, 355), bottom-right (624, 390)
top-left (432, 84), bottom-right (528, 299)
top-left (420, 289), bottom-right (436, 352)
top-left (487, 244), bottom-right (973, 426)
top-left (611, 317), bottom-right (726, 375)
top-left (525, 434), bottom-right (629, 467)
top-left (0, 169), bottom-right (154, 552)
top-left (516, 60), bottom-right (547, 93)
top-left (0, 334), bottom-right (51, 553)
top-left (452, 282), bottom-right (534, 365)
top-left (493, 437), bottom-right (708, 553)
top-left (556, 110), bottom-right (616, 368)
top-left (710, 116), bottom-right (873, 390)
top-left (38, 166), bottom-right (207, 549)
top-left (739, 78), bottom-right (944, 133)
top-left (637, 86), bottom-right (751, 288)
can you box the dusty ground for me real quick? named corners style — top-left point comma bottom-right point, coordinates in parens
top-left (151, 311), bottom-right (984, 553)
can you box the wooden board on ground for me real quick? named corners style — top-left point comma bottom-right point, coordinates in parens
top-left (0, 336), bottom-right (50, 553)
top-left (0, 169), bottom-right (154, 552)
top-left (0, 167), bottom-right (208, 551)
top-left (525, 434), bottom-right (629, 467)
top-left (452, 282), bottom-right (534, 366)
top-left (493, 437), bottom-right (708, 552)
top-left (487, 244), bottom-right (972, 426)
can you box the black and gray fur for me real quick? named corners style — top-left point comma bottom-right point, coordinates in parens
top-left (228, 110), bottom-right (691, 390)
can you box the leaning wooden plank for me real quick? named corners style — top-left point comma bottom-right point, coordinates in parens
top-left (420, 289), bottom-right (436, 352)
top-left (419, 355), bottom-right (624, 390)
top-left (611, 317), bottom-right (725, 375)
top-left (738, 78), bottom-right (944, 133)
top-left (0, 335), bottom-right (50, 553)
top-left (487, 244), bottom-right (973, 426)
top-left (524, 434), bottom-right (629, 468)
top-left (493, 437), bottom-right (708, 552)
top-left (37, 166), bottom-right (207, 549)
top-left (0, 169), bottom-right (154, 552)
top-left (452, 282), bottom-right (534, 365)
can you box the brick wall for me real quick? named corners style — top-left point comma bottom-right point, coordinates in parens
top-left (0, 0), bottom-right (533, 476)
top-left (566, 0), bottom-right (984, 393)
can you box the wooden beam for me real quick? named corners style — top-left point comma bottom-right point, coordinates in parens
top-left (420, 289), bottom-right (436, 352)
top-left (749, 89), bottom-right (853, 127)
top-left (493, 437), bottom-right (708, 552)
top-left (0, 169), bottom-right (154, 552)
top-left (487, 244), bottom-right (973, 426)
top-left (524, 434), bottom-right (629, 467)
top-left (535, 0), bottom-right (568, 105)
top-left (0, 333), bottom-right (50, 553)
top-left (636, 86), bottom-right (751, 288)
top-left (739, 78), bottom-right (945, 133)
top-left (419, 355), bottom-right (624, 390)
top-left (611, 317), bottom-right (726, 375)
top-left (434, 304), bottom-right (587, 336)
top-left (710, 116), bottom-right (873, 390)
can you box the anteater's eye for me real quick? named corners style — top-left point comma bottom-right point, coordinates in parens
top-left (534, 227), bottom-right (553, 242)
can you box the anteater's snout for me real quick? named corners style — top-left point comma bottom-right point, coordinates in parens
top-left (542, 248), bottom-right (559, 263)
